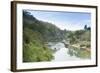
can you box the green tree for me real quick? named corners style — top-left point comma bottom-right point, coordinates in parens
top-left (84, 25), bottom-right (87, 30)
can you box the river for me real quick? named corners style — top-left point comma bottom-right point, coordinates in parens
top-left (48, 42), bottom-right (81, 61)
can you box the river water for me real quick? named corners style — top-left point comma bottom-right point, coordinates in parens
top-left (48, 42), bottom-right (81, 62)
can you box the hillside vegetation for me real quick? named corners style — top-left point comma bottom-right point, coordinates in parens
top-left (65, 27), bottom-right (91, 58)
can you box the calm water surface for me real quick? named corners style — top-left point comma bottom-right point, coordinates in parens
top-left (48, 42), bottom-right (82, 61)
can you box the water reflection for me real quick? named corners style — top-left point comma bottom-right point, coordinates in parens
top-left (47, 42), bottom-right (81, 61)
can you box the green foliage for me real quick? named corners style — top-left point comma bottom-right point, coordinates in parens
top-left (84, 25), bottom-right (87, 30)
top-left (68, 45), bottom-right (91, 59)
top-left (77, 50), bottom-right (90, 58)
top-left (23, 11), bottom-right (64, 42)
top-left (65, 29), bottom-right (91, 59)
top-left (23, 11), bottom-right (55, 62)
top-left (23, 42), bottom-right (54, 62)
top-left (23, 29), bottom-right (54, 62)
top-left (65, 29), bottom-right (91, 45)
top-left (84, 25), bottom-right (91, 30)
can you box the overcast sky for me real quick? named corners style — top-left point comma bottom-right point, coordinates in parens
top-left (25, 10), bottom-right (91, 31)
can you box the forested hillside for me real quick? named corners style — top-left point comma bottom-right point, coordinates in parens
top-left (23, 11), bottom-right (64, 42)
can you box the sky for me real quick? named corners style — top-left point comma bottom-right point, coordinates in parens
top-left (26, 10), bottom-right (91, 31)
